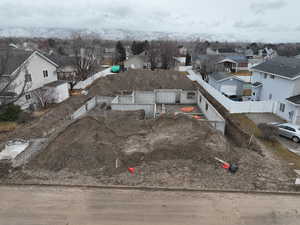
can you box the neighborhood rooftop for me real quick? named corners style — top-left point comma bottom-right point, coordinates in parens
top-left (0, 49), bottom-right (32, 75)
top-left (252, 56), bottom-right (300, 79)
top-left (287, 95), bottom-right (300, 105)
top-left (210, 72), bottom-right (233, 81)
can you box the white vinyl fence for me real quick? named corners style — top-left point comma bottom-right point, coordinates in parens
top-left (187, 70), bottom-right (277, 114)
top-left (73, 68), bottom-right (113, 90)
top-left (70, 97), bottom-right (97, 120)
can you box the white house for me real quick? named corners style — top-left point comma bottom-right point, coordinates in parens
top-left (0, 49), bottom-right (69, 110)
top-left (251, 56), bottom-right (300, 124)
top-left (208, 72), bottom-right (245, 96)
top-left (217, 55), bottom-right (249, 73)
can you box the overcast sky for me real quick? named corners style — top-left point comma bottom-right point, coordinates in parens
top-left (0, 0), bottom-right (299, 42)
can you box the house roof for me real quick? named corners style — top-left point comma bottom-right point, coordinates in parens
top-left (252, 82), bottom-right (262, 87)
top-left (48, 54), bottom-right (76, 67)
top-left (286, 95), bottom-right (300, 105)
top-left (0, 49), bottom-right (32, 75)
top-left (218, 55), bottom-right (248, 64)
top-left (193, 54), bottom-right (224, 63)
top-left (251, 56), bottom-right (300, 79)
top-left (45, 80), bottom-right (67, 88)
top-left (210, 72), bottom-right (234, 81)
top-left (218, 48), bottom-right (236, 53)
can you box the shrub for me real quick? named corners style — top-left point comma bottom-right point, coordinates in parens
top-left (0, 104), bottom-right (22, 122)
top-left (258, 123), bottom-right (279, 140)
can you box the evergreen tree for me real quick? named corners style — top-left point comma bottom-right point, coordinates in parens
top-left (185, 53), bottom-right (192, 66)
top-left (115, 41), bottom-right (126, 64)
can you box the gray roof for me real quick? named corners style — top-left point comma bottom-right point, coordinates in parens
top-left (223, 55), bottom-right (248, 64)
top-left (45, 80), bottom-right (67, 87)
top-left (252, 82), bottom-right (262, 87)
top-left (0, 49), bottom-right (32, 75)
top-left (287, 95), bottom-right (300, 105)
top-left (252, 56), bottom-right (300, 79)
top-left (48, 54), bottom-right (76, 67)
top-left (193, 54), bottom-right (224, 63)
top-left (210, 72), bottom-right (233, 81)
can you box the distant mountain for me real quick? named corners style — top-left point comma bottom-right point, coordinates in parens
top-left (0, 27), bottom-right (246, 42)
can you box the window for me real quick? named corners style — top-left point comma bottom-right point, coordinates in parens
top-left (43, 70), bottom-right (48, 78)
top-left (289, 111), bottom-right (294, 120)
top-left (269, 94), bottom-right (272, 100)
top-left (205, 102), bottom-right (209, 111)
top-left (264, 73), bottom-right (268, 79)
top-left (284, 126), bottom-right (296, 132)
top-left (25, 94), bottom-right (31, 100)
top-left (199, 95), bottom-right (202, 103)
top-left (187, 92), bottom-right (196, 99)
top-left (25, 74), bottom-right (32, 82)
top-left (279, 103), bottom-right (285, 112)
top-left (253, 92), bottom-right (256, 96)
top-left (270, 75), bottom-right (275, 79)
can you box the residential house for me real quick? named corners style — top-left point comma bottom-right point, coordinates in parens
top-left (124, 52), bottom-right (150, 70)
top-left (217, 55), bottom-right (248, 73)
top-left (0, 49), bottom-right (69, 110)
top-left (192, 54), bottom-right (224, 73)
top-left (173, 56), bottom-right (186, 71)
top-left (251, 56), bottom-right (300, 123)
top-left (206, 47), bottom-right (237, 56)
top-left (208, 72), bottom-right (245, 96)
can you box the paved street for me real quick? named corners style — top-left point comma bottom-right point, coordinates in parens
top-left (0, 185), bottom-right (299, 225)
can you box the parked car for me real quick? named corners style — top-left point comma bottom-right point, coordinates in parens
top-left (270, 123), bottom-right (300, 143)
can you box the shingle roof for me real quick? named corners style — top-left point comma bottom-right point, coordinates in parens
top-left (0, 49), bottom-right (32, 75)
top-left (48, 54), bottom-right (76, 67)
top-left (287, 95), bottom-right (300, 105)
top-left (252, 56), bottom-right (300, 79)
top-left (210, 72), bottom-right (233, 81)
top-left (252, 82), bottom-right (262, 87)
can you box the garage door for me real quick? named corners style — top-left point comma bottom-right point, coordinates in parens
top-left (220, 85), bottom-right (237, 96)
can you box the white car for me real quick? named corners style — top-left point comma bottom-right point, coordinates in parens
top-left (271, 123), bottom-right (300, 143)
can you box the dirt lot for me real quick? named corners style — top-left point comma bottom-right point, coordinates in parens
top-left (4, 109), bottom-right (295, 191)
top-left (0, 70), bottom-right (297, 191)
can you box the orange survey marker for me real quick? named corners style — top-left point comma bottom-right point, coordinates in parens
top-left (181, 107), bottom-right (194, 113)
top-left (128, 167), bottom-right (135, 174)
top-left (193, 115), bottom-right (201, 120)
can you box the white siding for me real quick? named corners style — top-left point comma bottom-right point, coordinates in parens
top-left (252, 71), bottom-right (294, 101)
top-left (13, 52), bottom-right (57, 95)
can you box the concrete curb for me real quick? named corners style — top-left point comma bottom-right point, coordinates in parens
top-left (1, 182), bottom-right (300, 196)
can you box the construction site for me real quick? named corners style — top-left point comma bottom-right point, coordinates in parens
top-left (0, 69), bottom-right (297, 191)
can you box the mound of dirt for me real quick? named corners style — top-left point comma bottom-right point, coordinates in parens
top-left (88, 69), bottom-right (197, 96)
top-left (29, 113), bottom-right (230, 175)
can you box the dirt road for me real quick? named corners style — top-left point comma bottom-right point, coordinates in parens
top-left (0, 186), bottom-right (299, 225)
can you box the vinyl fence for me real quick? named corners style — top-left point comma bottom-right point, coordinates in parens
top-left (73, 68), bottom-right (113, 90)
top-left (70, 97), bottom-right (97, 120)
top-left (187, 70), bottom-right (277, 114)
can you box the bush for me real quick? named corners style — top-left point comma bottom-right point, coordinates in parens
top-left (0, 104), bottom-right (22, 122)
top-left (258, 123), bottom-right (279, 140)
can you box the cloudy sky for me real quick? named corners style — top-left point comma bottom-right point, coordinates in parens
top-left (0, 0), bottom-right (299, 42)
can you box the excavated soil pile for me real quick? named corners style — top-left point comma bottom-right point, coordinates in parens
top-left (29, 113), bottom-right (230, 175)
top-left (88, 69), bottom-right (197, 96)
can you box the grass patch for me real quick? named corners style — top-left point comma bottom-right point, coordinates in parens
top-left (231, 114), bottom-right (300, 169)
top-left (0, 122), bottom-right (17, 132)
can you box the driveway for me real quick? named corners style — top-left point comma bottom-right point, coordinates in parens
top-left (0, 185), bottom-right (300, 225)
top-left (246, 113), bottom-right (300, 156)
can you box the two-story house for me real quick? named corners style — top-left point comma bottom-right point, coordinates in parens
top-left (0, 49), bottom-right (69, 110)
top-left (251, 56), bottom-right (300, 124)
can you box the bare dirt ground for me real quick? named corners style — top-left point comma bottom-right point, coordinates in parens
top-left (5, 110), bottom-right (295, 191)
top-left (1, 185), bottom-right (300, 225)
top-left (0, 70), bottom-right (296, 191)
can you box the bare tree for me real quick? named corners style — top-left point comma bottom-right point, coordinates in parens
top-left (0, 47), bottom-right (30, 110)
top-left (32, 87), bottom-right (54, 109)
top-left (148, 41), bottom-right (160, 70)
top-left (199, 57), bottom-right (225, 81)
top-left (67, 34), bottom-right (97, 90)
top-left (160, 40), bottom-right (177, 70)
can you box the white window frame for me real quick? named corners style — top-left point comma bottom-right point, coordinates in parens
top-left (43, 70), bottom-right (49, 78)
top-left (279, 103), bottom-right (285, 112)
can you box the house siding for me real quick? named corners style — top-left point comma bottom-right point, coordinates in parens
top-left (252, 71), bottom-right (294, 101)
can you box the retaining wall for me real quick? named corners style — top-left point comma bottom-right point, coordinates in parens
top-left (197, 90), bottom-right (226, 134)
top-left (111, 104), bottom-right (155, 118)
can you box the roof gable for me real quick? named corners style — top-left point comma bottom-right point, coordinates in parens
top-left (252, 56), bottom-right (300, 79)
